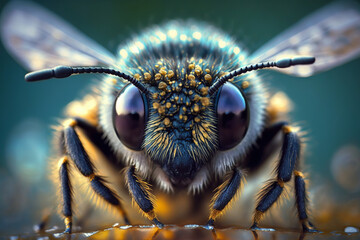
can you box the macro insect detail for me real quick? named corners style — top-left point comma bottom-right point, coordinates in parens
top-left (1, 1), bottom-right (360, 235)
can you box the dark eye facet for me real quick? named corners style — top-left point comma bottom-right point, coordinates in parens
top-left (113, 85), bottom-right (145, 150)
top-left (217, 83), bottom-right (249, 150)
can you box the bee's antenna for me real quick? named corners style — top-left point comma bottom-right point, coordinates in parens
top-left (208, 56), bottom-right (315, 96)
top-left (25, 66), bottom-right (150, 95)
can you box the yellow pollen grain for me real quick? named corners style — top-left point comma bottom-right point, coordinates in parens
top-left (193, 104), bottom-right (200, 113)
top-left (158, 81), bottom-right (167, 90)
top-left (155, 64), bottom-right (159, 68)
top-left (175, 96), bottom-right (179, 101)
top-left (242, 81), bottom-right (250, 89)
top-left (193, 94), bottom-right (200, 102)
top-left (159, 69), bottom-right (167, 76)
top-left (194, 117), bottom-right (201, 123)
top-left (152, 93), bottom-right (159, 99)
top-left (195, 67), bottom-right (202, 76)
top-left (183, 115), bottom-right (188, 122)
top-left (179, 114), bottom-right (183, 120)
top-left (200, 87), bottom-right (209, 96)
top-left (157, 61), bottom-right (163, 66)
top-left (188, 74), bottom-right (195, 81)
top-left (158, 106), bottom-right (166, 114)
top-left (182, 107), bottom-right (187, 112)
top-left (163, 118), bottom-right (171, 126)
top-left (190, 79), bottom-right (196, 87)
top-left (168, 70), bottom-right (174, 78)
top-left (160, 91), bottom-right (166, 96)
top-left (205, 68), bottom-right (210, 73)
top-left (166, 102), bottom-right (172, 108)
top-left (134, 73), bottom-right (140, 80)
top-left (144, 72), bottom-right (151, 81)
top-left (189, 63), bottom-right (195, 70)
top-left (152, 102), bottom-right (160, 109)
top-left (188, 90), bottom-right (194, 95)
top-left (204, 74), bottom-right (212, 82)
top-left (201, 97), bottom-right (210, 106)
top-left (155, 73), bottom-right (162, 81)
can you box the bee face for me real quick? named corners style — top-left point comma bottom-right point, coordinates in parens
top-left (98, 21), bottom-right (268, 187)
top-left (142, 61), bottom-right (218, 186)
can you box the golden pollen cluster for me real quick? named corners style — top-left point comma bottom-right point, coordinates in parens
top-left (141, 59), bottom-right (218, 158)
top-left (139, 59), bottom-right (216, 130)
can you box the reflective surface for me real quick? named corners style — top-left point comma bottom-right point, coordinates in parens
top-left (113, 85), bottom-right (145, 150)
top-left (4, 225), bottom-right (359, 240)
top-left (217, 83), bottom-right (249, 150)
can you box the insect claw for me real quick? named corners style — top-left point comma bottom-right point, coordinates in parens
top-left (63, 227), bottom-right (72, 234)
top-left (123, 216), bottom-right (131, 225)
top-left (302, 221), bottom-right (320, 233)
top-left (304, 228), bottom-right (320, 233)
top-left (152, 218), bottom-right (164, 229)
top-left (204, 218), bottom-right (215, 230)
top-left (250, 223), bottom-right (260, 231)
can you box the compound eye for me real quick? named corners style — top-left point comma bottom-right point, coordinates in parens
top-left (217, 83), bottom-right (249, 150)
top-left (113, 85), bottom-right (145, 150)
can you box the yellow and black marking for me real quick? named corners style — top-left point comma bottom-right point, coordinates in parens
top-left (251, 124), bottom-right (316, 232)
top-left (207, 168), bottom-right (243, 226)
top-left (126, 166), bottom-right (163, 227)
top-left (58, 118), bottom-right (130, 233)
top-left (294, 170), bottom-right (317, 232)
top-left (58, 156), bottom-right (72, 233)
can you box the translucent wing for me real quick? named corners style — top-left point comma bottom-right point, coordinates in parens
top-left (251, 1), bottom-right (360, 77)
top-left (0, 1), bottom-right (116, 71)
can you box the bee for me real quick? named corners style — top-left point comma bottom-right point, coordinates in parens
top-left (1, 0), bottom-right (360, 234)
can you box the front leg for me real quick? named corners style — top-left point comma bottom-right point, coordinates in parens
top-left (250, 125), bottom-right (317, 232)
top-left (126, 166), bottom-right (164, 227)
top-left (207, 168), bottom-right (244, 228)
top-left (59, 119), bottom-right (130, 233)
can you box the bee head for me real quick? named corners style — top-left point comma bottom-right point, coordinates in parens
top-left (114, 60), bottom-right (219, 186)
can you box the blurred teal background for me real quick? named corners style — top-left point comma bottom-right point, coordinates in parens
top-left (0, 0), bottom-right (359, 235)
